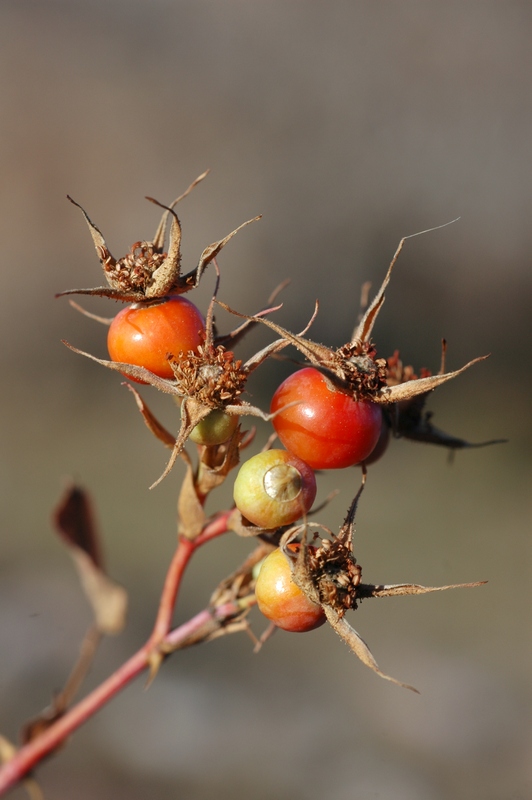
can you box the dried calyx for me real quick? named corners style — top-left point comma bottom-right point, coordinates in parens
top-left (218, 225), bottom-right (488, 409)
top-left (62, 264), bottom-right (314, 488)
top-left (57, 171), bottom-right (261, 303)
top-left (278, 473), bottom-right (486, 692)
top-left (383, 347), bottom-right (507, 450)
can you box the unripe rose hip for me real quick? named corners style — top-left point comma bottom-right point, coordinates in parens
top-left (255, 546), bottom-right (326, 632)
top-left (233, 449), bottom-right (317, 529)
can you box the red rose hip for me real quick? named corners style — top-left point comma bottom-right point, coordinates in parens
top-left (270, 367), bottom-right (382, 469)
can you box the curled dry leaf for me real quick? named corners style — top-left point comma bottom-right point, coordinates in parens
top-left (177, 449), bottom-right (207, 540)
top-left (53, 485), bottom-right (127, 635)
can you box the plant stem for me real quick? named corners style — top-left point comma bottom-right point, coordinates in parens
top-left (0, 509), bottom-right (233, 796)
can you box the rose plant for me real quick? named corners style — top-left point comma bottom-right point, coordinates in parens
top-left (0, 174), bottom-right (502, 796)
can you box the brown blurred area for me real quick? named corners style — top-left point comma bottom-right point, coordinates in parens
top-left (1, 2), bottom-right (531, 798)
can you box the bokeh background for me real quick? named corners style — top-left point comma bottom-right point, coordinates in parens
top-left (1, 2), bottom-right (531, 798)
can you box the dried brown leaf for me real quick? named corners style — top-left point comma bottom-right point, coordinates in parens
top-left (177, 449), bottom-right (206, 540)
top-left (70, 549), bottom-right (128, 635)
top-left (53, 484), bottom-right (102, 567)
top-left (52, 485), bottom-right (127, 635)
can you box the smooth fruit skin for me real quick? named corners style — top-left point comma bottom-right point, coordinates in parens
top-left (255, 547), bottom-right (325, 632)
top-left (107, 296), bottom-right (205, 380)
top-left (189, 409), bottom-right (239, 446)
top-left (233, 449), bottom-right (317, 529)
top-left (270, 367), bottom-right (383, 469)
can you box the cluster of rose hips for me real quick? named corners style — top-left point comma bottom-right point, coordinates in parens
top-left (60, 175), bottom-right (496, 686)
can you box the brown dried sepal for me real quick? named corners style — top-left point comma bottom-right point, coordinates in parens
top-left (276, 475), bottom-right (485, 692)
top-left (63, 266), bottom-right (295, 487)
top-left (62, 335), bottom-right (284, 488)
top-left (58, 171), bottom-right (261, 302)
top-left (383, 349), bottom-right (506, 450)
top-left (218, 223), bottom-right (487, 407)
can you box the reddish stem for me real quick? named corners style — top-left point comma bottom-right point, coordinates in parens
top-left (0, 510), bottom-right (233, 796)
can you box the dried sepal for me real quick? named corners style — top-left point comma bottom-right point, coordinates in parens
top-left (58, 173), bottom-right (260, 302)
top-left (214, 279), bottom-right (291, 349)
top-left (227, 507), bottom-right (281, 538)
top-left (186, 215), bottom-right (262, 291)
top-left (352, 219), bottom-right (460, 344)
top-left (161, 546), bottom-right (269, 656)
top-left (151, 170), bottom-right (210, 250)
top-left (373, 355), bottom-right (489, 405)
top-left (381, 351), bottom-right (507, 449)
top-left (387, 404), bottom-right (507, 450)
top-left (150, 397), bottom-right (215, 489)
top-left (357, 580), bottom-right (487, 599)
top-left (218, 220), bottom-right (488, 411)
top-left (272, 474), bottom-right (485, 691)
top-left (124, 383), bottom-right (176, 447)
top-left (61, 340), bottom-right (179, 392)
top-left (195, 424), bottom-right (244, 497)
top-left (63, 333), bottom-right (281, 487)
top-left (210, 543), bottom-right (272, 607)
top-left (323, 606), bottom-right (419, 692)
top-left (68, 299), bottom-right (113, 325)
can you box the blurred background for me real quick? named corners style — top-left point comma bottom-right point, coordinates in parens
top-left (1, 2), bottom-right (531, 798)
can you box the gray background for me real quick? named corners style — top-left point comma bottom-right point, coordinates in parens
top-left (1, 2), bottom-right (530, 799)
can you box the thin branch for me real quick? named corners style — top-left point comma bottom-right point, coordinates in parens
top-left (0, 509), bottom-right (233, 796)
